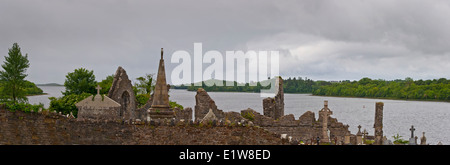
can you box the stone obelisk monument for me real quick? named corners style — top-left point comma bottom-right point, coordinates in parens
top-left (148, 48), bottom-right (174, 119)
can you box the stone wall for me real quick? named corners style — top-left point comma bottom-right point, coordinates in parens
top-left (263, 77), bottom-right (284, 120)
top-left (0, 108), bottom-right (285, 145)
top-left (241, 108), bottom-right (352, 144)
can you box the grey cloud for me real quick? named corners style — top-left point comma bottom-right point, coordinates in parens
top-left (0, 0), bottom-right (449, 84)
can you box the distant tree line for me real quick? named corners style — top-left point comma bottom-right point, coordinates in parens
top-left (174, 77), bottom-right (449, 101)
top-left (313, 77), bottom-right (450, 101)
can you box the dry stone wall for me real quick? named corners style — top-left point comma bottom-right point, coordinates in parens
top-left (0, 108), bottom-right (285, 145)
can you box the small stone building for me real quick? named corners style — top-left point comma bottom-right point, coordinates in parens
top-left (76, 91), bottom-right (121, 121)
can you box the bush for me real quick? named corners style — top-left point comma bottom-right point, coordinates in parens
top-left (5, 102), bottom-right (44, 113)
top-left (169, 100), bottom-right (183, 110)
top-left (49, 93), bottom-right (91, 117)
top-left (136, 93), bottom-right (150, 108)
top-left (242, 112), bottom-right (255, 121)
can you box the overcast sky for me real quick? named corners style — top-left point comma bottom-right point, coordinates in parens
top-left (1, 0), bottom-right (449, 84)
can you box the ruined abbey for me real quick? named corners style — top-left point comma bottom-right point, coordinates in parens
top-left (0, 48), bottom-right (386, 145)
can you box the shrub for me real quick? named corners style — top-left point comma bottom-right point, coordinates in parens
top-left (5, 102), bottom-right (44, 113)
top-left (49, 93), bottom-right (91, 117)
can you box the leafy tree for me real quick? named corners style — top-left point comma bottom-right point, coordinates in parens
top-left (98, 74), bottom-right (114, 94)
top-left (0, 43), bottom-right (30, 104)
top-left (49, 93), bottom-right (91, 117)
top-left (63, 68), bottom-right (97, 95)
top-left (135, 73), bottom-right (155, 95)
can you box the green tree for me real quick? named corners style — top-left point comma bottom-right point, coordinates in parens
top-left (0, 43), bottom-right (30, 104)
top-left (135, 73), bottom-right (155, 95)
top-left (63, 68), bottom-right (97, 95)
top-left (98, 74), bottom-right (114, 94)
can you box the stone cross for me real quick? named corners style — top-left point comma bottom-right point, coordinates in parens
top-left (96, 85), bottom-right (102, 95)
top-left (409, 125), bottom-right (415, 138)
top-left (362, 129), bottom-right (368, 139)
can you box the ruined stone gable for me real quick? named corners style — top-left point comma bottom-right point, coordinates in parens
top-left (108, 66), bottom-right (137, 121)
top-left (263, 77), bottom-right (284, 120)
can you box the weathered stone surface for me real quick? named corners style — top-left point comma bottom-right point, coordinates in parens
top-left (263, 77), bottom-right (284, 119)
top-left (0, 109), bottom-right (286, 145)
top-left (76, 94), bottom-right (121, 122)
top-left (318, 100), bottom-right (332, 143)
top-left (201, 109), bottom-right (217, 124)
top-left (148, 48), bottom-right (174, 119)
top-left (108, 66), bottom-right (137, 120)
top-left (374, 102), bottom-right (384, 145)
top-left (174, 107), bottom-right (192, 121)
top-left (298, 111), bottom-right (315, 126)
top-left (194, 88), bottom-right (224, 120)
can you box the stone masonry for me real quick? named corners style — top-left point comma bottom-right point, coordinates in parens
top-left (108, 66), bottom-right (137, 121)
top-left (148, 48), bottom-right (174, 119)
top-left (0, 108), bottom-right (285, 145)
top-left (76, 86), bottom-right (121, 122)
top-left (263, 77), bottom-right (284, 120)
top-left (374, 102), bottom-right (384, 145)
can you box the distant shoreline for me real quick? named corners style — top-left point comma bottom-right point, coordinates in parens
top-left (172, 88), bottom-right (449, 103)
top-left (36, 83), bottom-right (63, 86)
top-left (26, 93), bottom-right (48, 96)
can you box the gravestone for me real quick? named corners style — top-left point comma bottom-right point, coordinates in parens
top-left (319, 100), bottom-right (333, 143)
top-left (356, 125), bottom-right (363, 145)
top-left (420, 132), bottom-right (427, 145)
top-left (148, 48), bottom-right (175, 119)
top-left (409, 125), bottom-right (416, 145)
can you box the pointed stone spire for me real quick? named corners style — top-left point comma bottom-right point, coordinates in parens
top-left (148, 48), bottom-right (174, 119)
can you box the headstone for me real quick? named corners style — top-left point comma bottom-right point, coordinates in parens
top-left (356, 125), bottom-right (363, 145)
top-left (148, 48), bottom-right (175, 119)
top-left (344, 131), bottom-right (351, 145)
top-left (319, 100), bottom-right (333, 143)
top-left (409, 125), bottom-right (416, 145)
top-left (420, 132), bottom-right (427, 145)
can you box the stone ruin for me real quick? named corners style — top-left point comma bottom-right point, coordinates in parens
top-left (108, 66), bottom-right (137, 120)
top-left (191, 77), bottom-right (357, 144)
top-left (73, 47), bottom-right (394, 145)
top-left (76, 85), bottom-right (121, 121)
top-left (76, 48), bottom-right (192, 122)
top-left (263, 77), bottom-right (284, 120)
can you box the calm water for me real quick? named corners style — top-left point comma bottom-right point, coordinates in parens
top-left (29, 86), bottom-right (450, 144)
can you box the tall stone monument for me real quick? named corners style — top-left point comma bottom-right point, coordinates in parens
top-left (319, 100), bottom-right (332, 143)
top-left (373, 102), bottom-right (384, 145)
top-left (148, 48), bottom-right (174, 119)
